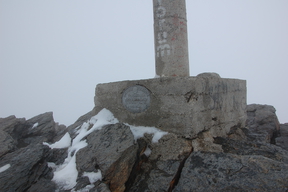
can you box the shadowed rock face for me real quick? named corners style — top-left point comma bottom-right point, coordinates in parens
top-left (0, 113), bottom-right (66, 192)
top-left (246, 104), bottom-right (280, 143)
top-left (276, 123), bottom-right (288, 150)
top-left (174, 151), bottom-right (288, 192)
top-left (0, 104), bottom-right (287, 192)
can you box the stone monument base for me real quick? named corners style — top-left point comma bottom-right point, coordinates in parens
top-left (93, 73), bottom-right (246, 139)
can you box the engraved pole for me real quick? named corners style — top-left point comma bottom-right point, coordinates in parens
top-left (153, 0), bottom-right (190, 77)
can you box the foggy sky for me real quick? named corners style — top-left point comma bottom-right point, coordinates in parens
top-left (1, 0), bottom-right (287, 125)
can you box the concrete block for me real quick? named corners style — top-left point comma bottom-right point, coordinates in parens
top-left (94, 73), bottom-right (246, 138)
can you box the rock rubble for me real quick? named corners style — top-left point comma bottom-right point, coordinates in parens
top-left (0, 104), bottom-right (287, 192)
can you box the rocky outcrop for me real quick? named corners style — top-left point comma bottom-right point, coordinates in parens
top-left (76, 123), bottom-right (138, 192)
top-left (0, 144), bottom-right (55, 192)
top-left (0, 113), bottom-right (67, 192)
top-left (0, 104), bottom-right (287, 191)
top-left (246, 104), bottom-right (280, 144)
top-left (276, 123), bottom-right (288, 150)
top-left (174, 151), bottom-right (288, 192)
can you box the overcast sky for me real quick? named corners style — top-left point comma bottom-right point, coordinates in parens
top-left (1, 0), bottom-right (287, 125)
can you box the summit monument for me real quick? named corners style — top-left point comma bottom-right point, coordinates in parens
top-left (93, 0), bottom-right (246, 138)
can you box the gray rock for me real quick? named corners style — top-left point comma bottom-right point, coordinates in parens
top-left (276, 123), bottom-right (288, 150)
top-left (7, 112), bottom-right (67, 147)
top-left (25, 112), bottom-right (57, 144)
top-left (26, 178), bottom-right (57, 192)
top-left (0, 144), bottom-right (54, 192)
top-left (174, 151), bottom-right (288, 192)
top-left (246, 104), bottom-right (280, 143)
top-left (76, 123), bottom-right (138, 192)
top-left (67, 110), bottom-right (95, 139)
top-left (127, 133), bottom-right (192, 192)
top-left (0, 115), bottom-right (26, 134)
top-left (46, 148), bottom-right (68, 165)
top-left (214, 136), bottom-right (288, 163)
top-left (92, 182), bottom-right (111, 192)
top-left (0, 130), bottom-right (17, 158)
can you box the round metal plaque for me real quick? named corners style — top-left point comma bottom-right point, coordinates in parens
top-left (122, 85), bottom-right (151, 113)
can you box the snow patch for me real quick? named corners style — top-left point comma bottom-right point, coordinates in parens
top-left (51, 108), bottom-right (118, 190)
top-left (53, 154), bottom-right (79, 190)
top-left (31, 122), bottom-right (38, 129)
top-left (83, 171), bottom-right (102, 183)
top-left (72, 184), bottom-right (95, 192)
top-left (128, 124), bottom-right (168, 143)
top-left (154, 74), bottom-right (160, 78)
top-left (144, 146), bottom-right (152, 157)
top-left (43, 132), bottom-right (71, 149)
top-left (0, 164), bottom-right (11, 173)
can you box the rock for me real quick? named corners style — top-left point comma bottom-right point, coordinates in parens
top-left (67, 110), bottom-right (95, 139)
top-left (0, 144), bottom-right (54, 192)
top-left (214, 136), bottom-right (288, 163)
top-left (8, 112), bottom-right (67, 147)
top-left (46, 148), bottom-right (68, 165)
top-left (276, 123), bottom-right (288, 150)
top-left (126, 133), bottom-right (192, 192)
top-left (192, 131), bottom-right (223, 152)
top-left (26, 178), bottom-right (57, 192)
top-left (1, 102), bottom-right (287, 192)
top-left (0, 130), bottom-right (17, 158)
top-left (76, 123), bottom-right (138, 192)
top-left (24, 112), bottom-right (57, 144)
top-left (0, 115), bottom-right (25, 134)
top-left (246, 104), bottom-right (280, 143)
top-left (174, 151), bottom-right (288, 192)
top-left (94, 182), bottom-right (111, 192)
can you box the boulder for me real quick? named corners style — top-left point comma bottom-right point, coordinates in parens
top-left (0, 144), bottom-right (55, 192)
top-left (1, 102), bottom-right (287, 192)
top-left (174, 151), bottom-right (288, 192)
top-left (0, 115), bottom-right (25, 134)
top-left (246, 104), bottom-right (280, 143)
top-left (76, 123), bottom-right (138, 192)
top-left (126, 133), bottom-right (193, 192)
top-left (0, 130), bottom-right (17, 158)
top-left (213, 136), bottom-right (288, 163)
top-left (67, 110), bottom-right (95, 139)
top-left (276, 123), bottom-right (288, 150)
top-left (7, 112), bottom-right (67, 147)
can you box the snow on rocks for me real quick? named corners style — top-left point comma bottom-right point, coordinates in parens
top-left (82, 171), bottom-right (102, 184)
top-left (128, 124), bottom-right (168, 143)
top-left (0, 164), bottom-right (11, 173)
top-left (43, 132), bottom-right (71, 149)
top-left (45, 108), bottom-right (118, 190)
top-left (31, 122), bottom-right (38, 129)
top-left (44, 108), bottom-right (169, 191)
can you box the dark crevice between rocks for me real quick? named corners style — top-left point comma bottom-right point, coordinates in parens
top-left (270, 129), bottom-right (280, 144)
top-left (124, 139), bottom-right (148, 192)
top-left (167, 147), bottom-right (194, 192)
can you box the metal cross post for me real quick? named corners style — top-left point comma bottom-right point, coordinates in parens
top-left (153, 0), bottom-right (190, 77)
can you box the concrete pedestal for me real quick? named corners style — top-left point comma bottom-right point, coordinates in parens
top-left (94, 73), bottom-right (246, 139)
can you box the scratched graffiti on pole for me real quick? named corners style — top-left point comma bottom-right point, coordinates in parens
top-left (156, 0), bottom-right (171, 57)
top-left (153, 0), bottom-right (190, 77)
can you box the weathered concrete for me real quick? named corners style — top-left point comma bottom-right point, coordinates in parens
top-left (153, 0), bottom-right (189, 77)
top-left (94, 73), bottom-right (247, 138)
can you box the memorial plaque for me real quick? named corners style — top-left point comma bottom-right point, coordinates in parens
top-left (122, 85), bottom-right (151, 113)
